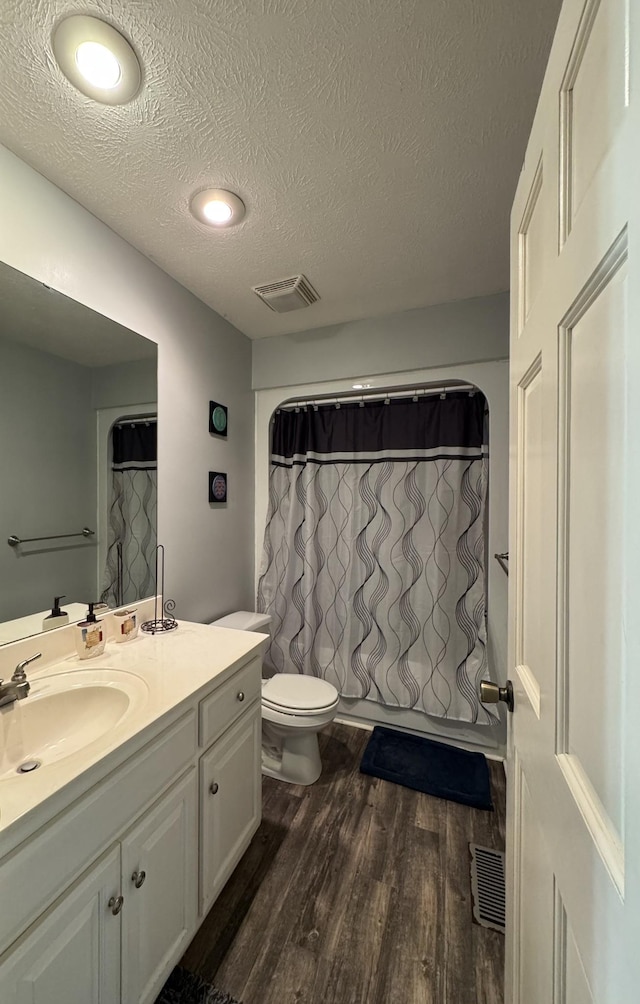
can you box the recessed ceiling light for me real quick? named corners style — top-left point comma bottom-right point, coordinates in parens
top-left (352, 383), bottom-right (372, 390)
top-left (203, 200), bottom-right (233, 224)
top-left (75, 41), bottom-right (121, 89)
top-left (191, 189), bottom-right (246, 228)
top-left (52, 15), bottom-right (141, 105)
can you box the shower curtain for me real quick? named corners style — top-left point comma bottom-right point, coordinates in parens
top-left (101, 419), bottom-right (157, 607)
top-left (257, 392), bottom-right (497, 725)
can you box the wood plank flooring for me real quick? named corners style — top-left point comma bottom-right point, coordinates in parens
top-left (181, 723), bottom-right (506, 1004)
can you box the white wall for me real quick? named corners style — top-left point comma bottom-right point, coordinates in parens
top-left (91, 358), bottom-right (157, 411)
top-left (252, 292), bottom-right (509, 390)
top-left (254, 357), bottom-right (509, 753)
top-left (0, 336), bottom-right (96, 619)
top-left (0, 144), bottom-right (254, 625)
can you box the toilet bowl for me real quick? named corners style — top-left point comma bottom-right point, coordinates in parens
top-left (209, 611), bottom-right (339, 786)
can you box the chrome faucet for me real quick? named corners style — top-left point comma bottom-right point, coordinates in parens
top-left (0, 652), bottom-right (41, 708)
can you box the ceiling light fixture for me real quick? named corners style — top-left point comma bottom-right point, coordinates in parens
top-left (52, 15), bottom-right (141, 104)
top-left (75, 41), bottom-right (121, 89)
top-left (191, 189), bottom-right (246, 229)
top-left (352, 383), bottom-right (372, 390)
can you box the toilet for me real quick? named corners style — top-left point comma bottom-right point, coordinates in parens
top-left (209, 611), bottom-right (339, 786)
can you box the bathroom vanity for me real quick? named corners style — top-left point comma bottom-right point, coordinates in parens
top-left (0, 614), bottom-right (266, 1004)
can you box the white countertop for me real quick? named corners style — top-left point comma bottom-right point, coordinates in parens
top-left (0, 617), bottom-right (267, 853)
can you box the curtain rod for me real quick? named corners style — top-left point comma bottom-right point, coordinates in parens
top-left (279, 384), bottom-right (479, 411)
top-left (114, 417), bottom-right (157, 428)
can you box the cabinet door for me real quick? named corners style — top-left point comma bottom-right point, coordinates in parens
top-left (200, 704), bottom-right (261, 915)
top-left (121, 769), bottom-right (197, 1004)
top-left (0, 846), bottom-right (121, 1004)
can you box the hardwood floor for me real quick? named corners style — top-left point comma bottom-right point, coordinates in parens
top-left (181, 722), bottom-right (506, 1004)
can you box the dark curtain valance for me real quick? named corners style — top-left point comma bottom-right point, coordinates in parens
top-left (272, 392), bottom-right (485, 464)
top-left (112, 421), bottom-right (157, 467)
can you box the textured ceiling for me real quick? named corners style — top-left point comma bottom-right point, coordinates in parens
top-left (0, 0), bottom-right (560, 339)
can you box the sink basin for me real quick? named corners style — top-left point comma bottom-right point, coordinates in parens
top-left (0, 668), bottom-right (149, 779)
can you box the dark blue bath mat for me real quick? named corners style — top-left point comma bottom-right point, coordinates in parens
top-left (360, 726), bottom-right (493, 810)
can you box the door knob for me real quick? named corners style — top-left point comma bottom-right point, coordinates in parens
top-left (108, 895), bottom-right (124, 916)
top-left (210, 781), bottom-right (219, 795)
top-left (480, 679), bottom-right (514, 713)
top-left (237, 691), bottom-right (245, 702)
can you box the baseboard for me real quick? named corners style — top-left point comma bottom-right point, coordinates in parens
top-left (333, 711), bottom-right (506, 761)
top-left (334, 715), bottom-right (373, 733)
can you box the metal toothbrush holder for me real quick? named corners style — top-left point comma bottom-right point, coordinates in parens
top-left (141, 544), bottom-right (178, 634)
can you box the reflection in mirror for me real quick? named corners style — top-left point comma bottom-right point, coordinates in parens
top-left (0, 260), bottom-right (158, 645)
top-left (101, 418), bottom-right (157, 607)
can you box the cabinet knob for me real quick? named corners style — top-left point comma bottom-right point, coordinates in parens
top-left (108, 895), bottom-right (124, 916)
top-left (209, 781), bottom-right (219, 795)
top-left (237, 691), bottom-right (245, 702)
top-left (132, 869), bottom-right (146, 889)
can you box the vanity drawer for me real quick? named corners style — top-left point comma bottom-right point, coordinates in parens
top-left (199, 656), bottom-right (261, 748)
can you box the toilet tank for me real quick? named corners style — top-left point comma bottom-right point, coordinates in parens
top-left (210, 610), bottom-right (271, 633)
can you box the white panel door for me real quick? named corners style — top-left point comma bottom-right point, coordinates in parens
top-left (121, 769), bottom-right (197, 1004)
top-left (506, 0), bottom-right (640, 1000)
top-left (0, 847), bottom-right (121, 1004)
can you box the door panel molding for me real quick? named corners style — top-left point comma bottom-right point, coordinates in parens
top-left (556, 753), bottom-right (624, 896)
top-left (554, 880), bottom-right (596, 1004)
top-left (515, 662), bottom-right (541, 719)
top-left (556, 229), bottom-right (627, 853)
top-left (560, 0), bottom-right (627, 244)
top-left (515, 352), bottom-right (544, 689)
top-left (518, 157), bottom-right (545, 335)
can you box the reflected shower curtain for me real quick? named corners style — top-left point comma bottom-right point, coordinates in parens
top-left (257, 393), bottom-right (497, 725)
top-left (101, 420), bottom-right (157, 607)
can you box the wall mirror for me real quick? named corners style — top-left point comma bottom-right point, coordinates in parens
top-left (0, 260), bottom-right (157, 646)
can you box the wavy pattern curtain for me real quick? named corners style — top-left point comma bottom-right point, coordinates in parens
top-left (101, 420), bottom-right (157, 607)
top-left (258, 393), bottom-right (497, 725)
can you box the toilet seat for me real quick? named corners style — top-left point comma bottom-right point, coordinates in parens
top-left (262, 674), bottom-right (339, 716)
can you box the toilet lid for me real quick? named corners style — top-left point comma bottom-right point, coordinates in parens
top-left (262, 674), bottom-right (338, 713)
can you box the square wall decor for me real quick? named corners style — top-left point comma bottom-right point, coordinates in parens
top-left (209, 400), bottom-right (228, 437)
top-left (209, 471), bottom-right (227, 503)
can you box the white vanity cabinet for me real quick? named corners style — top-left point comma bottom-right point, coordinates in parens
top-left (0, 770), bottom-right (197, 1004)
top-left (198, 653), bottom-right (263, 915)
top-left (0, 648), bottom-right (263, 1004)
top-left (121, 768), bottom-right (197, 1004)
top-left (0, 846), bottom-right (122, 1004)
top-left (200, 706), bottom-right (262, 914)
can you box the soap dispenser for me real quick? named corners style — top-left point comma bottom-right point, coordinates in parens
top-left (42, 595), bottom-right (69, 631)
top-left (74, 602), bottom-right (107, 660)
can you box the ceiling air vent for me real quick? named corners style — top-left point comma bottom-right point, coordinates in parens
top-left (253, 275), bottom-right (319, 313)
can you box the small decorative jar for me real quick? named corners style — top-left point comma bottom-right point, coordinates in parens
top-left (113, 608), bottom-right (139, 643)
